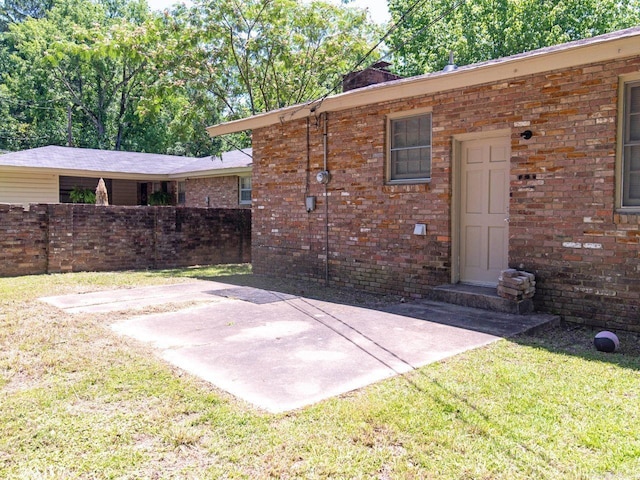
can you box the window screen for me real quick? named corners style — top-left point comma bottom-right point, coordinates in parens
top-left (390, 113), bottom-right (432, 181)
top-left (239, 176), bottom-right (252, 204)
top-left (624, 83), bottom-right (640, 206)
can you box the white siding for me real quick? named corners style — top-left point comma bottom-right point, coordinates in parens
top-left (0, 169), bottom-right (59, 204)
top-left (112, 179), bottom-right (138, 205)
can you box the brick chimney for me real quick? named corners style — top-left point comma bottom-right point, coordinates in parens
top-left (342, 61), bottom-right (403, 92)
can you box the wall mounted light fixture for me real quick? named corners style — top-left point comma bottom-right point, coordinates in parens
top-left (520, 130), bottom-right (533, 140)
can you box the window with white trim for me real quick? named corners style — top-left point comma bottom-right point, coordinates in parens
top-left (622, 80), bottom-right (640, 207)
top-left (388, 112), bottom-right (432, 182)
top-left (239, 176), bottom-right (252, 204)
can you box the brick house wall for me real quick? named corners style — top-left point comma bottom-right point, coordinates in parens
top-left (251, 56), bottom-right (640, 331)
top-left (185, 176), bottom-right (250, 209)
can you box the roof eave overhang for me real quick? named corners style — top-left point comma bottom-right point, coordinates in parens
top-left (169, 166), bottom-right (252, 179)
top-left (206, 30), bottom-right (640, 137)
top-left (0, 165), bottom-right (252, 179)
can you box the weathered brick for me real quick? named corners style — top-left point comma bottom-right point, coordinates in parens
top-left (185, 177), bottom-right (250, 209)
top-left (0, 204), bottom-right (251, 276)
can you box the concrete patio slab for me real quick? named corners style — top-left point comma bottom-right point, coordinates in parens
top-left (41, 281), bottom-right (225, 314)
top-left (42, 281), bottom-right (557, 413)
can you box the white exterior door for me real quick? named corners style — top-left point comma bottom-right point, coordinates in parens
top-left (460, 137), bottom-right (510, 285)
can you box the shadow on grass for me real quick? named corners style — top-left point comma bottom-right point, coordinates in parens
top-left (145, 265), bottom-right (640, 476)
top-left (509, 321), bottom-right (640, 371)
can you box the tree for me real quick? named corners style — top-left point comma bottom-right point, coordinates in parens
top-left (2, 0), bottom-right (173, 150)
top-left (387, 0), bottom-right (640, 76)
top-left (0, 0), bottom-right (55, 31)
top-left (0, 0), bottom-right (383, 154)
top-left (179, 0), bottom-right (382, 120)
top-left (0, 10), bottom-right (68, 150)
top-left (41, 0), bottom-right (157, 149)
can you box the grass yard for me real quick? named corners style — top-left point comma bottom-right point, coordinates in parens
top-left (1, 265), bottom-right (639, 479)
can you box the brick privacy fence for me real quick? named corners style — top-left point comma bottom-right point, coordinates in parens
top-left (0, 204), bottom-right (251, 277)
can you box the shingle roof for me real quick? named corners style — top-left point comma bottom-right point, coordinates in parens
top-left (0, 145), bottom-right (252, 177)
top-left (170, 149), bottom-right (253, 174)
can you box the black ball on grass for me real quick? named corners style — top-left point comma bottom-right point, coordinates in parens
top-left (594, 331), bottom-right (619, 353)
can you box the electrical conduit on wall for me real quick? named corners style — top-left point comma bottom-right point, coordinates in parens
top-left (322, 112), bottom-right (330, 285)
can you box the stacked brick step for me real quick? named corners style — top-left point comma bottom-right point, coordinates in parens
top-left (498, 269), bottom-right (536, 301)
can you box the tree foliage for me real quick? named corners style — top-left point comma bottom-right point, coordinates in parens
top-left (4, 0), bottom-right (640, 155)
top-left (0, 0), bottom-right (381, 155)
top-left (1, 0), bottom-right (164, 150)
top-left (388, 0), bottom-right (640, 76)
top-left (171, 0), bottom-right (380, 119)
top-left (0, 0), bottom-right (54, 32)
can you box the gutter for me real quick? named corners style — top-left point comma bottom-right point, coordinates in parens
top-left (169, 167), bottom-right (252, 180)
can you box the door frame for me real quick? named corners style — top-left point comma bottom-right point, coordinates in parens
top-left (451, 129), bottom-right (511, 284)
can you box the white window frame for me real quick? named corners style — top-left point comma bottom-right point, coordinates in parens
top-left (239, 176), bottom-right (252, 205)
top-left (177, 181), bottom-right (186, 205)
top-left (616, 75), bottom-right (640, 211)
top-left (386, 108), bottom-right (432, 184)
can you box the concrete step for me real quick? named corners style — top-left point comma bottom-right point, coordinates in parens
top-left (426, 283), bottom-right (534, 315)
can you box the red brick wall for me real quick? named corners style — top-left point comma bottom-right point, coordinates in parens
top-left (0, 204), bottom-right (49, 276)
top-left (252, 56), bottom-right (640, 331)
top-left (186, 176), bottom-right (249, 209)
top-left (0, 204), bottom-right (251, 276)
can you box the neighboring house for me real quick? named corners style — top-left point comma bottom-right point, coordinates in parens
top-left (207, 27), bottom-right (640, 330)
top-left (0, 145), bottom-right (252, 208)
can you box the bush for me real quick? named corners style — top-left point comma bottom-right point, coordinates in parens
top-left (148, 191), bottom-right (173, 206)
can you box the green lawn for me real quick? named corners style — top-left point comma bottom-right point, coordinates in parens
top-left (1, 266), bottom-right (639, 479)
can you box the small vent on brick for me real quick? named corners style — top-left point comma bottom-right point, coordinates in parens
top-left (518, 174), bottom-right (537, 180)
